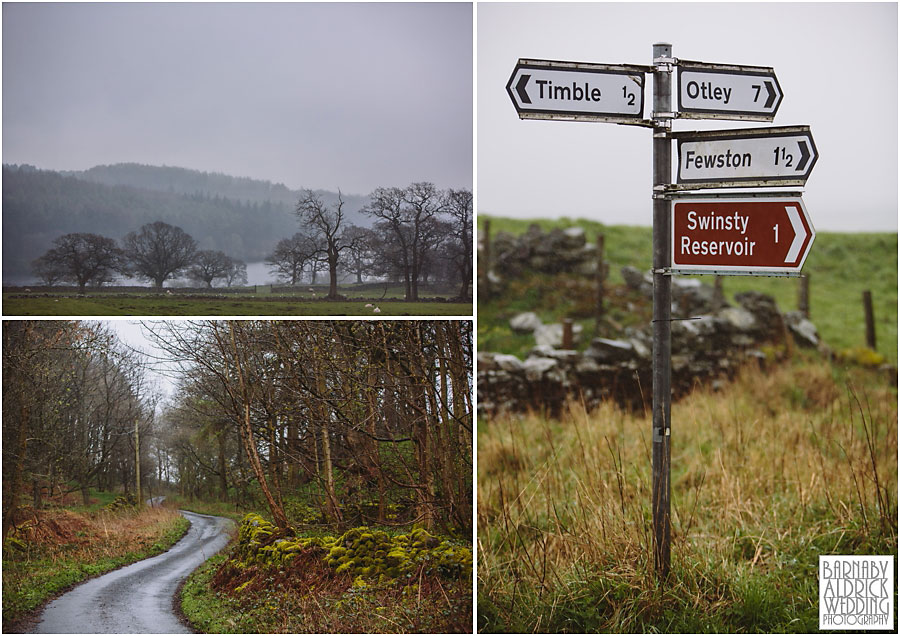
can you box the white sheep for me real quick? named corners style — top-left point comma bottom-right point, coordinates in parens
top-left (373, 307), bottom-right (381, 313)
top-left (365, 303), bottom-right (373, 308)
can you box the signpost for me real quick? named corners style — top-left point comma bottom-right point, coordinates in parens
top-left (671, 195), bottom-right (815, 274)
top-left (674, 126), bottom-right (818, 188)
top-left (505, 45), bottom-right (818, 581)
top-left (506, 58), bottom-right (649, 124)
top-left (677, 60), bottom-right (783, 120)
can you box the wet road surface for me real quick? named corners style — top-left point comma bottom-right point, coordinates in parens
top-left (33, 510), bottom-right (232, 634)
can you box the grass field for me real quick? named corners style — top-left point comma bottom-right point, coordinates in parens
top-left (2, 293), bottom-right (471, 317)
top-left (479, 216), bottom-right (897, 364)
top-left (477, 355), bottom-right (897, 633)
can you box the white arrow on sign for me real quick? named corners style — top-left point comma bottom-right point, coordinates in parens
top-left (677, 60), bottom-right (783, 121)
top-left (506, 58), bottom-right (648, 124)
top-left (784, 206), bottom-right (806, 263)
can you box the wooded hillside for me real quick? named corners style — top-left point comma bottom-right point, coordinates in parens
top-left (2, 164), bottom-right (369, 278)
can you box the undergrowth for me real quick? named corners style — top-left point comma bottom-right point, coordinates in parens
top-left (181, 517), bottom-right (473, 633)
top-left (477, 356), bottom-right (897, 633)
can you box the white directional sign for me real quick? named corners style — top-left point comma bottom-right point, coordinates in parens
top-left (677, 60), bottom-right (783, 121)
top-left (506, 58), bottom-right (647, 124)
top-left (675, 126), bottom-right (818, 188)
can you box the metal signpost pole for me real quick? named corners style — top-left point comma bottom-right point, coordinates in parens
top-left (651, 42), bottom-right (673, 579)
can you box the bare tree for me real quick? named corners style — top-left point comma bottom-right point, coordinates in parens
top-left (295, 190), bottom-right (361, 299)
top-left (444, 188), bottom-right (473, 299)
top-left (266, 232), bottom-right (319, 286)
top-left (122, 221), bottom-right (197, 289)
top-left (363, 183), bottom-right (447, 300)
top-left (188, 250), bottom-right (233, 288)
top-left (31, 233), bottom-right (124, 292)
top-left (340, 226), bottom-right (376, 284)
top-left (31, 253), bottom-right (67, 286)
top-left (224, 259), bottom-right (248, 287)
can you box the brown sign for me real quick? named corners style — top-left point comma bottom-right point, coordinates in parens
top-left (671, 197), bottom-right (815, 274)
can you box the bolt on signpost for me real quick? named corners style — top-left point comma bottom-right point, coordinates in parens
top-left (506, 43), bottom-right (817, 580)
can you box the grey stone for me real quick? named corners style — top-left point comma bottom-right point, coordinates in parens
top-left (492, 354), bottom-right (524, 372)
top-left (719, 307), bottom-right (757, 331)
top-left (522, 356), bottom-right (559, 381)
top-left (784, 311), bottom-right (819, 347)
top-left (534, 322), bottom-right (583, 348)
top-left (510, 311), bottom-right (542, 333)
top-left (586, 337), bottom-right (635, 363)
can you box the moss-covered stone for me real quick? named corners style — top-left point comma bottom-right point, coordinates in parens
top-left (232, 513), bottom-right (471, 585)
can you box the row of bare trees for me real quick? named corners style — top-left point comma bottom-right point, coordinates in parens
top-left (267, 184), bottom-right (472, 300)
top-left (2, 322), bottom-right (157, 540)
top-left (148, 320), bottom-right (473, 533)
top-left (32, 221), bottom-right (247, 290)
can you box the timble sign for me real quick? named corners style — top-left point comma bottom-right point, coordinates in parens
top-left (506, 58), bottom-right (647, 124)
top-left (671, 196), bottom-right (815, 275)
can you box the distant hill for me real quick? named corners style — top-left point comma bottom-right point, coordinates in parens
top-left (2, 163), bottom-right (371, 281)
top-left (64, 163), bottom-right (370, 212)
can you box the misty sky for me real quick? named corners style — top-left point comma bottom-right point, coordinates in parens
top-left (3, 2), bottom-right (473, 194)
top-left (478, 2), bottom-right (898, 231)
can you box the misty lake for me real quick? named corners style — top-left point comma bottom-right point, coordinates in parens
top-left (4, 261), bottom-right (279, 288)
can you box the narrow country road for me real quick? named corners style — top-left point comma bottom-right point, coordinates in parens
top-left (33, 510), bottom-right (232, 634)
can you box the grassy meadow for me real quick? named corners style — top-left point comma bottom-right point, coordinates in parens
top-left (477, 216), bottom-right (897, 632)
top-left (477, 356), bottom-right (897, 633)
top-left (478, 216), bottom-right (897, 364)
top-left (2, 283), bottom-right (471, 316)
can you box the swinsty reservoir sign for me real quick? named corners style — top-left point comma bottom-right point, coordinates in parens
top-left (671, 197), bottom-right (815, 274)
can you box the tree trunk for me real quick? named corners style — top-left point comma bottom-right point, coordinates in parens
top-left (3, 402), bottom-right (29, 541)
top-left (218, 429), bottom-right (228, 500)
top-left (227, 324), bottom-right (288, 529)
top-left (328, 250), bottom-right (339, 298)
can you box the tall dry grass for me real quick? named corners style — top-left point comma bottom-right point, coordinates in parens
top-left (477, 358), bottom-right (897, 632)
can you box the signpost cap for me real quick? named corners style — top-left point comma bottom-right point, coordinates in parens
top-left (653, 42), bottom-right (672, 57)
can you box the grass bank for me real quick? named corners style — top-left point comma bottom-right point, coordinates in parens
top-left (2, 503), bottom-right (189, 630)
top-left (477, 355), bottom-right (897, 632)
top-left (479, 216), bottom-right (897, 364)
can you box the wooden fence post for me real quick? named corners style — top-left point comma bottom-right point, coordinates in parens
top-left (562, 319), bottom-right (574, 350)
top-left (596, 233), bottom-right (606, 329)
top-left (798, 274), bottom-right (810, 319)
top-left (481, 219), bottom-right (492, 300)
top-left (863, 290), bottom-right (876, 349)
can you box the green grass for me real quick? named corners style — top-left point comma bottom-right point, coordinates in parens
top-left (479, 215), bottom-right (897, 364)
top-left (477, 355), bottom-right (897, 633)
top-left (2, 295), bottom-right (471, 316)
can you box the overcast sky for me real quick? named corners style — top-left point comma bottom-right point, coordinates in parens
top-left (3, 2), bottom-right (473, 194)
top-left (478, 2), bottom-right (897, 231)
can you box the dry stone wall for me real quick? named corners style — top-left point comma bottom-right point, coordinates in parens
top-left (479, 267), bottom-right (823, 417)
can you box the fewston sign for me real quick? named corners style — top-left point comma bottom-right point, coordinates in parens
top-left (674, 126), bottom-right (818, 189)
